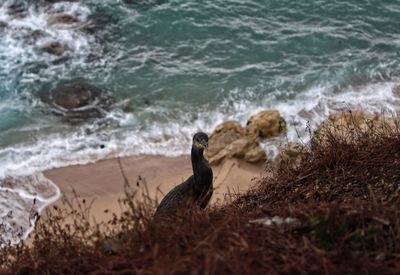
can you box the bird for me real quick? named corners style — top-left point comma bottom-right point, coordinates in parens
top-left (154, 132), bottom-right (213, 217)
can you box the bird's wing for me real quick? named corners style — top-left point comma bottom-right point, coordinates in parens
top-left (155, 176), bottom-right (194, 215)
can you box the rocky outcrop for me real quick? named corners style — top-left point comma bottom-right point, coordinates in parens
top-left (246, 109), bottom-right (287, 139)
top-left (206, 110), bottom-right (287, 165)
top-left (205, 121), bottom-right (266, 165)
top-left (39, 80), bottom-right (113, 121)
top-left (314, 111), bottom-right (396, 144)
top-left (274, 143), bottom-right (308, 170)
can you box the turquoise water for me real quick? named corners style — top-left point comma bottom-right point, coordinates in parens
top-left (1, 0), bottom-right (400, 243)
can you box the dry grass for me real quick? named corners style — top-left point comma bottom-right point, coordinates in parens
top-left (1, 111), bottom-right (400, 274)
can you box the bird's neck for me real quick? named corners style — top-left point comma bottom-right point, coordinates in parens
top-left (191, 145), bottom-right (211, 184)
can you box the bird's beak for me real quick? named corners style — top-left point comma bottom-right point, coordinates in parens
top-left (202, 140), bottom-right (208, 150)
top-left (195, 140), bottom-right (208, 150)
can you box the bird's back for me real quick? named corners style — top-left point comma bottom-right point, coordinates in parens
top-left (154, 175), bottom-right (196, 216)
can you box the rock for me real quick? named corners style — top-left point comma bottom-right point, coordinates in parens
top-left (243, 141), bottom-right (266, 163)
top-left (206, 121), bottom-right (246, 159)
top-left (31, 30), bottom-right (47, 40)
top-left (0, 21), bottom-right (7, 30)
top-left (206, 110), bottom-right (288, 165)
top-left (41, 41), bottom-right (67, 56)
top-left (19, 29), bottom-right (48, 45)
top-left (122, 0), bottom-right (167, 10)
top-left (47, 14), bottom-right (81, 26)
top-left (39, 81), bottom-right (114, 121)
top-left (393, 85), bottom-right (400, 97)
top-left (35, 0), bottom-right (77, 5)
top-left (205, 121), bottom-right (266, 165)
top-left (275, 143), bottom-right (308, 170)
top-left (79, 11), bottom-right (117, 35)
top-left (314, 111), bottom-right (396, 144)
top-left (246, 110), bottom-right (287, 139)
top-left (6, 3), bottom-right (27, 18)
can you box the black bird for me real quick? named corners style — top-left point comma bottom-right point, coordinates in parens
top-left (154, 132), bottom-right (213, 217)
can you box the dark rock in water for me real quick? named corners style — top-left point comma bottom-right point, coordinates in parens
top-left (21, 29), bottom-right (48, 45)
top-left (32, 0), bottom-right (77, 5)
top-left (41, 41), bottom-right (67, 56)
top-left (122, 0), bottom-right (167, 9)
top-left (392, 85), bottom-right (400, 97)
top-left (39, 81), bottom-right (114, 121)
top-left (47, 13), bottom-right (81, 26)
top-left (31, 30), bottom-right (47, 41)
top-left (6, 3), bottom-right (27, 18)
top-left (0, 21), bottom-right (7, 31)
top-left (80, 11), bottom-right (117, 35)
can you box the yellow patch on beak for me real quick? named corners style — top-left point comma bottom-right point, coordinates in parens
top-left (195, 140), bottom-right (205, 149)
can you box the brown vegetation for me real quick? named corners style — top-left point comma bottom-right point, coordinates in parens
top-left (1, 111), bottom-right (400, 274)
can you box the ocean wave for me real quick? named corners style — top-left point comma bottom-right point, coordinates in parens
top-left (0, 173), bottom-right (60, 246)
top-left (0, 80), bottom-right (399, 181)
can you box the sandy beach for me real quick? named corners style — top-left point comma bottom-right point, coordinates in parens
top-left (43, 155), bottom-right (265, 223)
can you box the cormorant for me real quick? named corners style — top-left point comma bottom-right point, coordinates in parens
top-left (154, 132), bottom-right (213, 217)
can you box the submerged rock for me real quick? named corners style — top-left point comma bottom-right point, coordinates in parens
top-left (40, 41), bottom-right (67, 56)
top-left (246, 109), bottom-right (287, 139)
top-left (6, 3), bottom-right (27, 18)
top-left (79, 11), bottom-right (117, 35)
top-left (39, 81), bottom-right (113, 121)
top-left (0, 21), bottom-right (7, 30)
top-left (393, 85), bottom-right (400, 97)
top-left (34, 0), bottom-right (77, 5)
top-left (47, 13), bottom-right (81, 26)
top-left (205, 121), bottom-right (266, 165)
top-left (122, 0), bottom-right (167, 9)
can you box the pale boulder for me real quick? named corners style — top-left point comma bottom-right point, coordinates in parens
top-left (314, 111), bottom-right (397, 144)
top-left (246, 110), bottom-right (287, 139)
top-left (205, 121), bottom-right (266, 165)
top-left (274, 143), bottom-right (308, 170)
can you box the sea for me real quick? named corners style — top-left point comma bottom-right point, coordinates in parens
top-left (0, 0), bottom-right (399, 245)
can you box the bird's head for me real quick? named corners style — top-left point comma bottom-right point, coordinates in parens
top-left (193, 132), bottom-right (209, 151)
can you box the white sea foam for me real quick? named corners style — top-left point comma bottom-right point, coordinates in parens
top-left (0, 1), bottom-right (94, 83)
top-left (0, 173), bottom-right (60, 246)
top-left (0, 0), bottom-right (93, 246)
top-left (259, 81), bottom-right (400, 158)
top-left (1, 80), bottom-right (399, 181)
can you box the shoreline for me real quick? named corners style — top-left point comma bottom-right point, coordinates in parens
top-left (42, 154), bottom-right (265, 223)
